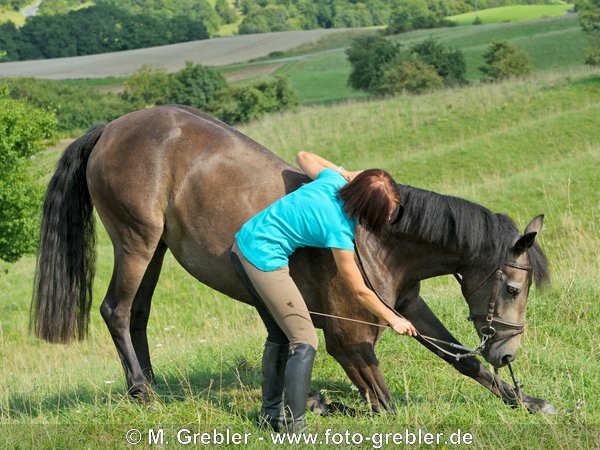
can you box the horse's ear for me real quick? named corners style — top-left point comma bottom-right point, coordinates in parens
top-left (512, 232), bottom-right (537, 255)
top-left (524, 214), bottom-right (544, 235)
top-left (389, 204), bottom-right (403, 225)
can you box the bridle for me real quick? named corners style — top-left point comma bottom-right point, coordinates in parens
top-left (454, 260), bottom-right (532, 342)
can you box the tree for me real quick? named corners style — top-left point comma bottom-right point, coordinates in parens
top-left (577, 0), bottom-right (600, 65)
top-left (387, 0), bottom-right (436, 34)
top-left (167, 62), bottom-right (227, 110)
top-left (0, 91), bottom-right (57, 262)
top-left (239, 4), bottom-right (292, 34)
top-left (346, 35), bottom-right (400, 93)
top-left (216, 0), bottom-right (238, 24)
top-left (479, 41), bottom-right (531, 80)
top-left (0, 22), bottom-right (24, 61)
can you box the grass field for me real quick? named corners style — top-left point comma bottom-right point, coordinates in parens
top-left (1, 67), bottom-right (598, 448)
top-left (449, 4), bottom-right (574, 26)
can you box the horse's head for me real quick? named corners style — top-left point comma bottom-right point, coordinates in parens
top-left (460, 215), bottom-right (547, 368)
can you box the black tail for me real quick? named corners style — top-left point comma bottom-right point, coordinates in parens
top-left (31, 124), bottom-right (105, 343)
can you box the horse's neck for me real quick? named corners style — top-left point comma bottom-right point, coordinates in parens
top-left (356, 229), bottom-right (463, 304)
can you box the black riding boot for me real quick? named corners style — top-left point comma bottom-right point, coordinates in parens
top-left (260, 340), bottom-right (289, 432)
top-left (282, 343), bottom-right (316, 433)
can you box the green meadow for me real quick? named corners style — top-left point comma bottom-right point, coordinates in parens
top-left (449, 4), bottom-right (574, 26)
top-left (1, 66), bottom-right (599, 448)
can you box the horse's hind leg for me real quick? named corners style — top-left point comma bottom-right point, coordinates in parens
top-left (397, 295), bottom-right (557, 414)
top-left (130, 241), bottom-right (167, 385)
top-left (100, 232), bottom-right (162, 400)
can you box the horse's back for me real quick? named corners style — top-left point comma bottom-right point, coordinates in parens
top-left (87, 105), bottom-right (306, 299)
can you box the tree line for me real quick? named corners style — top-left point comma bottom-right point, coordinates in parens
top-left (237, 0), bottom-right (563, 34)
top-left (1, 0), bottom-right (566, 61)
top-left (0, 4), bottom-right (209, 61)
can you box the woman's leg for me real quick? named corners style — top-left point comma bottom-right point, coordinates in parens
top-left (231, 249), bottom-right (288, 430)
top-left (231, 242), bottom-right (317, 432)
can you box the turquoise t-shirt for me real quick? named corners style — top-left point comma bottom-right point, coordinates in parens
top-left (235, 168), bottom-right (356, 271)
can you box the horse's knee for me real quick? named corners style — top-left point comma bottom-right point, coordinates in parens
top-left (100, 299), bottom-right (113, 324)
top-left (452, 356), bottom-right (482, 378)
top-left (100, 299), bottom-right (130, 333)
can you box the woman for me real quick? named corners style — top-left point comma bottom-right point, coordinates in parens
top-left (230, 151), bottom-right (416, 432)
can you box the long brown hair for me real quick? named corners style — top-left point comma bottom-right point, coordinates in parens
top-left (338, 169), bottom-right (402, 235)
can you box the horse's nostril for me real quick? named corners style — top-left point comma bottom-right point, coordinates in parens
top-left (501, 354), bottom-right (513, 365)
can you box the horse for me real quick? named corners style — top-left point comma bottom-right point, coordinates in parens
top-left (31, 104), bottom-right (557, 415)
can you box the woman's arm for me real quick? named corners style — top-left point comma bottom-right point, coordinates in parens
top-left (331, 248), bottom-right (417, 336)
top-left (296, 151), bottom-right (362, 181)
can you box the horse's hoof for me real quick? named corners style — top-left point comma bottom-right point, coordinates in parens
top-left (521, 395), bottom-right (558, 415)
top-left (307, 391), bottom-right (355, 416)
top-left (538, 401), bottom-right (558, 415)
top-left (129, 385), bottom-right (154, 403)
top-left (307, 391), bottom-right (329, 414)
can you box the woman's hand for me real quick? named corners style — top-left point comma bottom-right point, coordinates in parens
top-left (342, 170), bottom-right (363, 182)
top-left (297, 151), bottom-right (362, 181)
top-left (389, 316), bottom-right (417, 336)
top-left (331, 248), bottom-right (418, 337)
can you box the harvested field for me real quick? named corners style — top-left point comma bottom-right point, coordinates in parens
top-left (0, 29), bottom-right (344, 79)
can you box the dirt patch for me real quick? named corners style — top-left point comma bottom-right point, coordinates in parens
top-left (224, 63), bottom-right (282, 82)
top-left (94, 84), bottom-right (125, 94)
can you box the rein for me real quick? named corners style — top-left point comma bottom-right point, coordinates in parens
top-left (289, 238), bottom-right (531, 401)
top-left (352, 240), bottom-right (492, 361)
top-left (354, 238), bottom-right (529, 399)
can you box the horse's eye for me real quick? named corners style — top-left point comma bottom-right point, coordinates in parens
top-left (506, 284), bottom-right (520, 297)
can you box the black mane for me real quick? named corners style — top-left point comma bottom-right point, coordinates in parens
top-left (393, 185), bottom-right (550, 287)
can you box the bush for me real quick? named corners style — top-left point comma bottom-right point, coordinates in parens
top-left (122, 65), bottom-right (171, 108)
top-left (346, 35), bottom-right (401, 94)
top-left (0, 93), bottom-right (57, 262)
top-left (410, 38), bottom-right (466, 86)
top-left (479, 41), bottom-right (532, 80)
top-left (577, 0), bottom-right (600, 65)
top-left (166, 62), bottom-right (227, 111)
top-left (1, 78), bottom-right (132, 133)
top-left (380, 59), bottom-right (443, 95)
top-left (584, 45), bottom-right (600, 65)
top-left (208, 77), bottom-right (298, 124)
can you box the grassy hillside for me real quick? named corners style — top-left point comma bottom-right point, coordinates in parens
top-left (222, 14), bottom-right (587, 104)
top-left (449, 4), bottom-right (574, 26)
top-left (1, 68), bottom-right (598, 448)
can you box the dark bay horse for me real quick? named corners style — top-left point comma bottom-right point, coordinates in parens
top-left (31, 105), bottom-right (556, 414)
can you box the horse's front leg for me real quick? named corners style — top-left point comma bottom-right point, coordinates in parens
top-left (397, 295), bottom-right (557, 414)
top-left (323, 324), bottom-right (395, 413)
